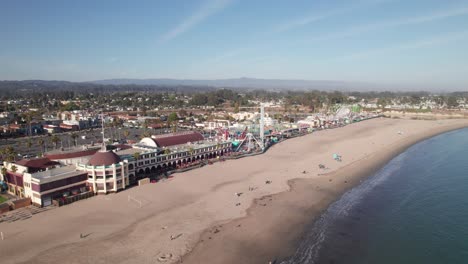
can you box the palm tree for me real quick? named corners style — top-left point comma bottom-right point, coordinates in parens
top-left (142, 130), bottom-right (151, 139)
top-left (51, 135), bottom-right (60, 149)
top-left (70, 132), bottom-right (78, 147)
top-left (26, 139), bottom-right (32, 151)
top-left (164, 148), bottom-right (171, 155)
top-left (1, 167), bottom-right (7, 179)
top-left (123, 130), bottom-right (130, 141)
top-left (188, 147), bottom-right (194, 157)
top-left (1, 167), bottom-right (8, 192)
top-left (10, 165), bottom-right (18, 195)
top-left (188, 147), bottom-right (194, 163)
top-left (133, 152), bottom-right (140, 161)
top-left (112, 117), bottom-right (121, 128)
top-left (44, 137), bottom-right (49, 152)
top-left (37, 138), bottom-right (45, 155)
top-left (4, 145), bottom-right (16, 162)
top-left (295, 105), bottom-right (299, 122)
top-left (24, 112), bottom-right (33, 136)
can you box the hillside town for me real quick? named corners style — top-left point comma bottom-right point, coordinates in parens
top-left (0, 85), bottom-right (467, 216)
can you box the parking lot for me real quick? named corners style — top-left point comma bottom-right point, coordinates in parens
top-left (0, 127), bottom-right (187, 160)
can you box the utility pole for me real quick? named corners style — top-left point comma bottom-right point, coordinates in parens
top-left (101, 113), bottom-right (106, 151)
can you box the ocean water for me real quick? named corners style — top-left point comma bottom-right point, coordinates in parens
top-left (281, 128), bottom-right (468, 264)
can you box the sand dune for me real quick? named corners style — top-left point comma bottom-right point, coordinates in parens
top-left (1, 118), bottom-right (467, 264)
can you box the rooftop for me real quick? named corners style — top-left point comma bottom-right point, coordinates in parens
top-left (140, 131), bottom-right (204, 148)
top-left (45, 146), bottom-right (101, 160)
top-left (88, 150), bottom-right (121, 166)
top-left (16, 157), bottom-right (60, 172)
top-left (116, 147), bottom-right (143, 156)
top-left (30, 165), bottom-right (87, 183)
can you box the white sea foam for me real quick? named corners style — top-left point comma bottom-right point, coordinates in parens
top-left (281, 151), bottom-right (408, 263)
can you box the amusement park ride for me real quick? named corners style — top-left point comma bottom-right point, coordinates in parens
top-left (215, 104), bottom-right (267, 152)
top-left (235, 104), bottom-right (265, 152)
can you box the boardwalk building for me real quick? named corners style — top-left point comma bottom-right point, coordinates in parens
top-left (78, 131), bottom-right (232, 194)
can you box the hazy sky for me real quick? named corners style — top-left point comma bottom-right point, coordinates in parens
top-left (1, 0), bottom-right (468, 88)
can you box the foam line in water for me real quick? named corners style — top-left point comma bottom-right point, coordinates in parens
top-left (280, 151), bottom-right (408, 263)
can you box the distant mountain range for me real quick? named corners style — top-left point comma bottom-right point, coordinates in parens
top-left (91, 77), bottom-right (372, 91)
top-left (1, 78), bottom-right (461, 92)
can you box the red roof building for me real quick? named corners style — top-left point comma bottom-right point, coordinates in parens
top-left (15, 158), bottom-right (60, 173)
top-left (88, 151), bottom-right (121, 166)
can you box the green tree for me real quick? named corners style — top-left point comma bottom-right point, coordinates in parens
top-left (133, 152), bottom-right (140, 160)
top-left (168, 112), bottom-right (178, 123)
top-left (142, 130), bottom-right (151, 139)
top-left (1, 167), bottom-right (7, 179)
top-left (377, 98), bottom-right (388, 109)
top-left (70, 132), bottom-right (78, 147)
top-left (447, 96), bottom-right (459, 108)
top-left (190, 94), bottom-right (208, 105)
top-left (51, 135), bottom-right (60, 149)
top-left (3, 145), bottom-right (16, 162)
top-left (168, 112), bottom-right (179, 133)
top-left (234, 104), bottom-right (240, 113)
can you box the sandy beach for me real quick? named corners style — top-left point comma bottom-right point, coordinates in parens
top-left (1, 118), bottom-right (468, 264)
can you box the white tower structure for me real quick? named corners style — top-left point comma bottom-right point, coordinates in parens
top-left (259, 104), bottom-right (265, 150)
